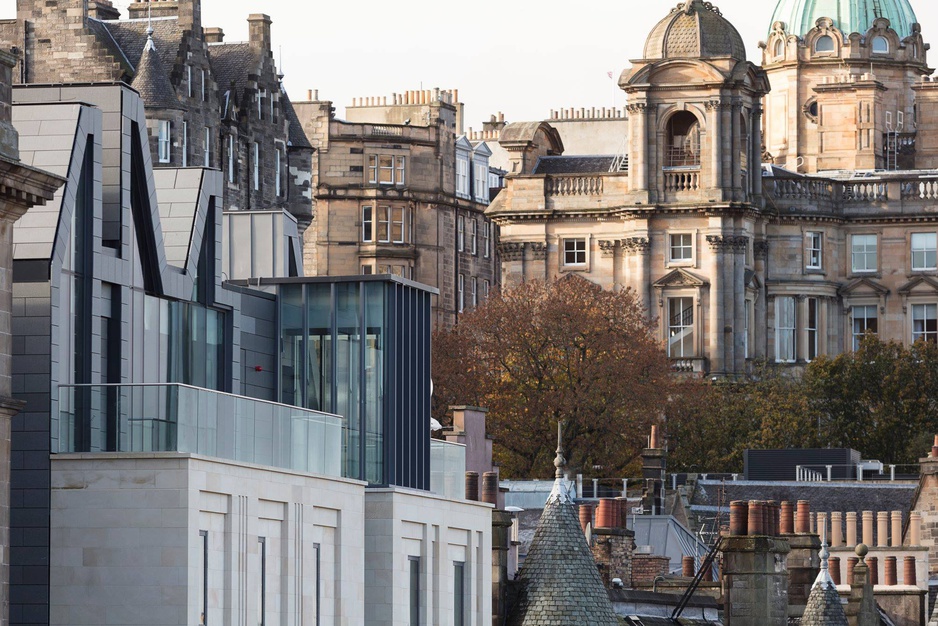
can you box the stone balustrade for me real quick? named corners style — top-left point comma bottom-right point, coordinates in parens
top-left (545, 175), bottom-right (604, 197)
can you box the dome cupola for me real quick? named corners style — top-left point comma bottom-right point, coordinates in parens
top-left (644, 0), bottom-right (747, 61)
top-left (769, 0), bottom-right (918, 39)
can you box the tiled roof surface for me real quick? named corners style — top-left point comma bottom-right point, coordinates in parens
top-left (508, 491), bottom-right (619, 626)
top-left (802, 580), bottom-right (848, 626)
top-left (282, 92), bottom-right (312, 150)
top-left (644, 0), bottom-right (747, 61)
top-left (210, 43), bottom-right (260, 103)
top-left (89, 17), bottom-right (183, 74)
top-left (130, 40), bottom-right (183, 110)
top-left (692, 481), bottom-right (916, 520)
top-left (533, 156), bottom-right (616, 175)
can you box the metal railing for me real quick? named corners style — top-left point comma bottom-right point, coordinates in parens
top-left (57, 383), bottom-right (344, 477)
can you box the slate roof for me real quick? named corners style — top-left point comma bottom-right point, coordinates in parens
top-left (622, 617), bottom-right (723, 625)
top-left (533, 156), bottom-right (616, 175)
top-left (802, 548), bottom-right (848, 626)
top-left (691, 480), bottom-right (916, 522)
top-left (131, 36), bottom-right (183, 110)
top-left (89, 17), bottom-right (183, 75)
top-left (282, 92), bottom-right (312, 150)
top-left (508, 444), bottom-right (619, 626)
top-left (210, 43), bottom-right (261, 103)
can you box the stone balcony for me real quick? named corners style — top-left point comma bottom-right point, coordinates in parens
top-left (764, 174), bottom-right (938, 218)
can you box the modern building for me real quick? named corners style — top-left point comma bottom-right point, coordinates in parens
top-left (7, 80), bottom-right (492, 626)
top-left (293, 90), bottom-right (500, 328)
top-left (489, 0), bottom-right (938, 377)
top-left (0, 50), bottom-right (64, 626)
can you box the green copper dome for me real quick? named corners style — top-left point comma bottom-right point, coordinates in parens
top-left (770, 0), bottom-right (918, 38)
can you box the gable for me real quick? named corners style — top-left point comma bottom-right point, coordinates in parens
top-left (899, 275), bottom-right (938, 296)
top-left (654, 268), bottom-right (709, 289)
top-left (840, 277), bottom-right (890, 297)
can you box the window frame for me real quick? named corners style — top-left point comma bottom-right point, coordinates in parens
top-left (852, 304), bottom-right (878, 350)
top-left (157, 120), bottom-right (171, 164)
top-left (200, 68), bottom-right (206, 102)
top-left (815, 35), bottom-right (835, 54)
top-left (911, 232), bottom-right (937, 271)
top-left (454, 561), bottom-right (467, 626)
top-left (181, 121), bottom-right (188, 168)
top-left (456, 157), bottom-right (470, 197)
top-left (851, 234), bottom-right (878, 274)
top-left (253, 142), bottom-right (260, 191)
top-left (806, 297), bottom-right (819, 361)
top-left (775, 296), bottom-right (797, 363)
top-left (806, 231), bottom-right (823, 270)
top-left (470, 277), bottom-right (477, 308)
top-left (563, 237), bottom-right (587, 267)
top-left (275, 146), bottom-right (282, 197)
top-left (457, 215), bottom-right (465, 252)
top-left (362, 205), bottom-right (374, 243)
top-left (871, 36), bottom-right (889, 54)
top-left (409, 557), bottom-right (421, 626)
top-left (470, 219), bottom-right (478, 255)
top-left (483, 279), bottom-right (490, 299)
top-left (187, 65), bottom-right (193, 98)
top-left (667, 296), bottom-right (695, 358)
top-left (203, 127), bottom-right (211, 168)
top-left (458, 274), bottom-right (465, 313)
top-left (912, 303), bottom-right (938, 344)
top-left (474, 162), bottom-right (487, 201)
top-left (668, 232), bottom-right (694, 265)
top-left (483, 222), bottom-right (491, 258)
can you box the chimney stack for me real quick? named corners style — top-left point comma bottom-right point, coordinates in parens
top-left (247, 14), bottom-right (273, 55)
top-left (641, 424), bottom-right (665, 515)
top-left (204, 27), bottom-right (224, 44)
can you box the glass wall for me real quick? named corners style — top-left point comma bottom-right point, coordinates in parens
top-left (278, 277), bottom-right (432, 488)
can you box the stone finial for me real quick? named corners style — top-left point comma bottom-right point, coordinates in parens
top-left (855, 543), bottom-right (869, 560)
top-left (547, 421), bottom-right (573, 505)
top-left (554, 420), bottom-right (566, 479)
top-left (931, 434), bottom-right (938, 458)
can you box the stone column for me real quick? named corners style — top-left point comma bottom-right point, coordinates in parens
top-left (721, 103), bottom-right (732, 198)
top-left (732, 236), bottom-right (748, 375)
top-left (754, 240), bottom-right (768, 360)
top-left (750, 102), bottom-right (764, 200)
top-left (706, 100), bottom-right (722, 190)
top-left (623, 237), bottom-right (651, 316)
top-left (707, 235), bottom-right (725, 376)
top-left (731, 101), bottom-right (742, 199)
top-left (628, 102), bottom-right (648, 194)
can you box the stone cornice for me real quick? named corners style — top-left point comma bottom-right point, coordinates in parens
top-left (706, 235), bottom-right (749, 251)
top-left (0, 158), bottom-right (65, 220)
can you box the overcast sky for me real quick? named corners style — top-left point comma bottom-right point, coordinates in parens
top-left (4, 0), bottom-right (938, 126)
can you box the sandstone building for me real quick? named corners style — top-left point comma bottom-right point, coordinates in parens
top-left (0, 0), bottom-right (313, 254)
top-left (489, 0), bottom-right (938, 377)
top-left (294, 91), bottom-right (499, 328)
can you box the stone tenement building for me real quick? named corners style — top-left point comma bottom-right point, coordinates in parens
top-left (0, 0), bottom-right (313, 242)
top-left (489, 0), bottom-right (938, 377)
top-left (294, 90), bottom-right (499, 328)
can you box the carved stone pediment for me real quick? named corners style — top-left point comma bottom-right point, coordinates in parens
top-left (898, 275), bottom-right (938, 296)
top-left (653, 268), bottom-right (709, 289)
top-left (839, 277), bottom-right (890, 297)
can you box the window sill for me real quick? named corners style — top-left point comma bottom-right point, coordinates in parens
top-left (667, 260), bottom-right (695, 268)
top-left (850, 271), bottom-right (880, 278)
top-left (805, 268), bottom-right (825, 275)
top-left (560, 265), bottom-right (589, 273)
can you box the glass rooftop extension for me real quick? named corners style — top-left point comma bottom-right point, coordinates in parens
top-left (57, 383), bottom-right (343, 477)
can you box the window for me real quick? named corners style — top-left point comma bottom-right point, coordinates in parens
top-left (474, 163), bottom-right (487, 201)
top-left (774, 39), bottom-right (784, 58)
top-left (470, 219), bottom-right (478, 255)
top-left (203, 128), bottom-right (211, 167)
top-left (362, 205), bottom-right (373, 242)
top-left (409, 557), bottom-right (421, 626)
top-left (776, 297), bottom-right (796, 363)
top-left (182, 122), bottom-right (188, 167)
top-left (227, 135), bottom-right (235, 184)
top-left (454, 562), bottom-right (466, 626)
top-left (483, 279), bottom-right (490, 299)
top-left (852, 235), bottom-right (878, 273)
top-left (258, 537), bottom-right (266, 626)
top-left (807, 297), bottom-right (819, 361)
top-left (744, 299), bottom-right (752, 359)
top-left (253, 142), bottom-right (260, 190)
top-left (815, 35), bottom-right (835, 53)
top-left (270, 97), bottom-right (274, 121)
top-left (391, 207), bottom-right (405, 243)
top-left (669, 233), bottom-right (693, 263)
top-left (457, 157), bottom-right (469, 196)
top-left (668, 297), bottom-right (694, 358)
top-left (913, 303), bottom-right (938, 343)
top-left (806, 232), bottom-right (822, 269)
top-left (458, 216), bottom-right (465, 251)
top-left (157, 120), bottom-right (171, 163)
top-left (563, 238), bottom-right (587, 266)
top-left (872, 36), bottom-right (889, 54)
top-left (314, 544), bottom-right (322, 626)
top-left (200, 68), bottom-right (206, 101)
top-left (187, 65), bottom-right (193, 98)
top-left (483, 222), bottom-right (491, 258)
top-left (853, 305), bottom-right (878, 350)
top-left (470, 277), bottom-right (477, 308)
top-left (665, 111), bottom-right (701, 167)
top-left (368, 155), bottom-right (405, 185)
top-left (257, 92), bottom-right (263, 120)
top-left (361, 264), bottom-right (373, 275)
top-left (911, 233), bottom-right (937, 270)
top-left (458, 274), bottom-right (465, 313)
top-left (275, 147), bottom-right (282, 197)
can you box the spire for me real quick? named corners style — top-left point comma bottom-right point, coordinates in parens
top-left (802, 541), bottom-right (848, 626)
top-left (547, 421), bottom-right (572, 504)
top-left (131, 26), bottom-right (184, 111)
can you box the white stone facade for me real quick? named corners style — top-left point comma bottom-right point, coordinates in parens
top-left (50, 453), bottom-right (367, 626)
top-left (365, 488), bottom-right (493, 626)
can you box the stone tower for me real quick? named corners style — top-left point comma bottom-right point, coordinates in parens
top-left (762, 0), bottom-right (929, 172)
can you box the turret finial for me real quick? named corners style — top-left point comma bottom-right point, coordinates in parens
top-left (554, 420), bottom-right (566, 479)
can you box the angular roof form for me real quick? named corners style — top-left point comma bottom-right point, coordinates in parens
top-left (508, 430), bottom-right (619, 626)
top-left (802, 545), bottom-right (848, 626)
top-left (769, 0), bottom-right (918, 38)
top-left (533, 156), bottom-right (616, 175)
top-left (644, 0), bottom-right (747, 61)
top-left (130, 32), bottom-right (184, 111)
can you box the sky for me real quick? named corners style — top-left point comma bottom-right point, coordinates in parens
top-left (3, 0), bottom-right (938, 127)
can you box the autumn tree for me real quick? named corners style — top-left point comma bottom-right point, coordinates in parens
top-left (432, 275), bottom-right (679, 478)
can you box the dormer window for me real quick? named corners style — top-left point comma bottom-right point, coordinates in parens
top-left (871, 36), bottom-right (889, 54)
top-left (815, 35), bottom-right (835, 53)
top-left (774, 39), bottom-right (784, 58)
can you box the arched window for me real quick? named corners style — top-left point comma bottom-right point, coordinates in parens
top-left (666, 112), bottom-right (701, 167)
top-left (815, 35), bottom-right (835, 53)
top-left (774, 39), bottom-right (784, 58)
top-left (871, 36), bottom-right (889, 54)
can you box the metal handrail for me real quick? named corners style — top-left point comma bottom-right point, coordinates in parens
top-left (671, 535), bottom-right (724, 620)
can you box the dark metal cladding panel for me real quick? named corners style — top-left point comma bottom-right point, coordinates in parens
top-left (744, 449), bottom-right (862, 481)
